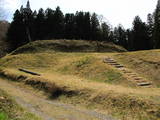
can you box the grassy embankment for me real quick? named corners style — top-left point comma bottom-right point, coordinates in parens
top-left (113, 50), bottom-right (160, 87)
top-left (0, 40), bottom-right (160, 120)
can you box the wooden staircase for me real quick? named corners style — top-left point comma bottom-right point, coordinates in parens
top-left (103, 58), bottom-right (152, 87)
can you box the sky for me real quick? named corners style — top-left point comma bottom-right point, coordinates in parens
top-left (2, 0), bottom-right (158, 28)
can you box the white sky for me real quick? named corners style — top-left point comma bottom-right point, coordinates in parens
top-left (3, 0), bottom-right (158, 28)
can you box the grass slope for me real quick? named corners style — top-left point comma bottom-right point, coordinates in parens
top-left (0, 40), bottom-right (160, 120)
top-left (11, 40), bottom-right (126, 54)
top-left (113, 49), bottom-right (160, 87)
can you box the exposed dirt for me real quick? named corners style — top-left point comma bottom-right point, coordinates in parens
top-left (0, 78), bottom-right (116, 120)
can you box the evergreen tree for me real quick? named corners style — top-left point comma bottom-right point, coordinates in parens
top-left (147, 13), bottom-right (154, 49)
top-left (21, 0), bottom-right (33, 42)
top-left (45, 8), bottom-right (55, 39)
top-left (35, 8), bottom-right (46, 40)
top-left (91, 13), bottom-right (100, 40)
top-left (7, 10), bottom-right (26, 50)
top-left (64, 13), bottom-right (76, 39)
top-left (83, 12), bottom-right (91, 40)
top-left (153, 0), bottom-right (160, 48)
top-left (53, 6), bottom-right (64, 39)
top-left (7, 0), bottom-right (34, 50)
top-left (126, 29), bottom-right (133, 50)
top-left (132, 16), bottom-right (150, 50)
top-left (75, 11), bottom-right (85, 39)
top-left (101, 22), bottom-right (111, 41)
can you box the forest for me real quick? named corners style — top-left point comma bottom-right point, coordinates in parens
top-left (6, 0), bottom-right (160, 51)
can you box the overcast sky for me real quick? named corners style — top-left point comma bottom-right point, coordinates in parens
top-left (3, 0), bottom-right (158, 28)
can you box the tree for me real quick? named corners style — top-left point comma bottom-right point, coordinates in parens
top-left (7, 1), bottom-right (34, 50)
top-left (153, 0), bottom-right (160, 48)
top-left (132, 16), bottom-right (150, 50)
top-left (35, 8), bottom-right (46, 40)
top-left (64, 13), bottom-right (76, 39)
top-left (45, 8), bottom-right (55, 39)
top-left (100, 22), bottom-right (111, 41)
top-left (52, 6), bottom-right (64, 39)
top-left (114, 24), bottom-right (127, 48)
top-left (91, 13), bottom-right (100, 40)
top-left (83, 12), bottom-right (91, 40)
top-left (21, 0), bottom-right (33, 42)
top-left (74, 11), bottom-right (85, 39)
top-left (126, 29), bottom-right (133, 50)
top-left (7, 10), bottom-right (26, 50)
top-left (147, 13), bottom-right (154, 49)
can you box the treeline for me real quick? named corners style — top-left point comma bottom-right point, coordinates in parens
top-left (7, 0), bottom-right (160, 51)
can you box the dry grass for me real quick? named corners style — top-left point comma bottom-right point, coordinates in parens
top-left (113, 50), bottom-right (160, 87)
top-left (0, 68), bottom-right (160, 120)
top-left (0, 52), bottom-right (131, 87)
top-left (10, 40), bottom-right (126, 55)
top-left (0, 40), bottom-right (160, 119)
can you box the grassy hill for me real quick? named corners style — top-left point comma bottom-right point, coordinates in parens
top-left (10, 40), bottom-right (127, 54)
top-left (0, 40), bottom-right (160, 120)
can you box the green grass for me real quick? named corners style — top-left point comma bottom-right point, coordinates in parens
top-left (0, 112), bottom-right (9, 120)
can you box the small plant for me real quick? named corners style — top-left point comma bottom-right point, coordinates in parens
top-left (104, 70), bottom-right (122, 83)
top-left (74, 56), bottom-right (93, 68)
top-left (0, 112), bottom-right (9, 120)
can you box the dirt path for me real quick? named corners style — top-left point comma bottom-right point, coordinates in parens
top-left (0, 78), bottom-right (116, 120)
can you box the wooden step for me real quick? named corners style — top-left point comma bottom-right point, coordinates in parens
top-left (134, 77), bottom-right (144, 80)
top-left (126, 73), bottom-right (137, 75)
top-left (114, 65), bottom-right (124, 68)
top-left (129, 75), bottom-right (139, 78)
top-left (108, 63), bottom-right (120, 65)
top-left (123, 71), bottom-right (133, 73)
top-left (135, 80), bottom-right (147, 83)
top-left (137, 82), bottom-right (152, 86)
top-left (105, 61), bottom-right (117, 63)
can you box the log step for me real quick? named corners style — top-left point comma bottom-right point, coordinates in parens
top-left (19, 68), bottom-right (41, 76)
top-left (137, 82), bottom-right (152, 86)
top-left (114, 65), bottom-right (124, 68)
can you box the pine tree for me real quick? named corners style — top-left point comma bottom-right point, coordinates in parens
top-left (153, 0), bottom-right (160, 48)
top-left (45, 8), bottom-right (55, 39)
top-left (7, 10), bottom-right (26, 50)
top-left (147, 13), bottom-right (154, 49)
top-left (114, 24), bottom-right (127, 48)
top-left (53, 6), bottom-right (64, 39)
top-left (7, 0), bottom-right (34, 50)
top-left (35, 8), bottom-right (46, 40)
top-left (83, 12), bottom-right (91, 40)
top-left (101, 22), bottom-right (111, 41)
top-left (75, 11), bottom-right (85, 39)
top-left (64, 13), bottom-right (76, 39)
top-left (132, 16), bottom-right (150, 50)
top-left (91, 13), bottom-right (100, 40)
top-left (21, 0), bottom-right (33, 42)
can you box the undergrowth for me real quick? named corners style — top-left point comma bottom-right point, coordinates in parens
top-left (0, 68), bottom-right (160, 120)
